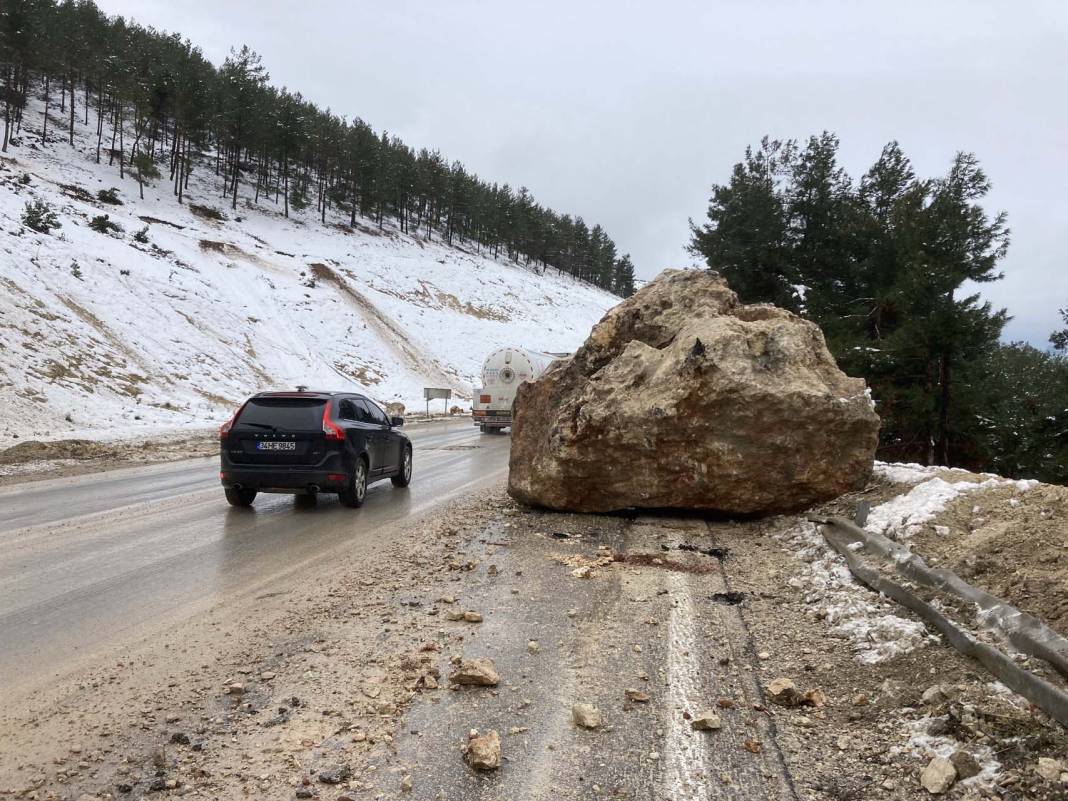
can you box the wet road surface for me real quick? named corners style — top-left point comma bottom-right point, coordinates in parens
top-left (0, 420), bottom-right (509, 690)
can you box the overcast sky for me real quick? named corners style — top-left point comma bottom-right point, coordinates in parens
top-left (97, 0), bottom-right (1068, 345)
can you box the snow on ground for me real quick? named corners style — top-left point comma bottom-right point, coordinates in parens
top-left (776, 519), bottom-right (936, 664)
top-left (868, 463), bottom-right (1037, 542)
top-left (0, 93), bottom-right (616, 448)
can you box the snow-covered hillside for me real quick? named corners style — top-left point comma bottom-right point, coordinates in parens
top-left (0, 96), bottom-right (617, 448)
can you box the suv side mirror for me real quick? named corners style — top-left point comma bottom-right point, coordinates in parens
top-left (390, 416), bottom-right (404, 428)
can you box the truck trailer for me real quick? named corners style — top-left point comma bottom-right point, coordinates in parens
top-left (472, 347), bottom-right (562, 433)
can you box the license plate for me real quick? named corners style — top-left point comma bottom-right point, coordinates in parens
top-left (257, 441), bottom-right (296, 451)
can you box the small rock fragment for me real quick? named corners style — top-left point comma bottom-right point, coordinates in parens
top-left (400, 774), bottom-right (413, 792)
top-left (625, 688), bottom-right (651, 703)
top-left (465, 730), bottom-right (501, 770)
top-left (921, 685), bottom-right (948, 706)
top-left (449, 658), bottom-right (500, 687)
top-left (225, 683), bottom-right (245, 695)
top-left (463, 611), bottom-right (483, 623)
top-left (691, 711), bottom-right (722, 731)
top-left (766, 677), bottom-right (803, 708)
top-left (920, 757), bottom-right (957, 794)
top-left (572, 703), bottom-right (603, 729)
top-left (950, 750), bottom-right (980, 781)
top-left (317, 764), bottom-right (352, 785)
top-left (1037, 757), bottom-right (1065, 782)
top-left (527, 640), bottom-right (540, 654)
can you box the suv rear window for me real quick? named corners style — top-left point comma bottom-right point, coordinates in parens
top-left (235, 398), bottom-right (326, 431)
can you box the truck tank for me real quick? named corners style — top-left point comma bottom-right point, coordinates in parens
top-left (471, 347), bottom-right (564, 432)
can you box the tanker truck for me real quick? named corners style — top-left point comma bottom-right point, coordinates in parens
top-left (472, 348), bottom-right (564, 433)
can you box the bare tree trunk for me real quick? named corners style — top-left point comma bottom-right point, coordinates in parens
top-left (96, 87), bottom-right (104, 163)
top-left (2, 66), bottom-right (11, 153)
top-left (109, 101), bottom-right (118, 165)
top-left (68, 73), bottom-right (75, 145)
top-left (41, 74), bottom-right (50, 143)
top-left (175, 129), bottom-right (184, 203)
top-left (936, 352), bottom-right (952, 466)
top-left (117, 104), bottom-right (124, 179)
top-left (15, 67), bottom-right (24, 133)
top-left (183, 136), bottom-right (191, 190)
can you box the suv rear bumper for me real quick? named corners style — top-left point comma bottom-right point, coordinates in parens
top-left (220, 466), bottom-right (349, 493)
top-left (220, 449), bottom-right (350, 494)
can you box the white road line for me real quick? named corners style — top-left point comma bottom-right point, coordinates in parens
top-left (663, 570), bottom-right (713, 801)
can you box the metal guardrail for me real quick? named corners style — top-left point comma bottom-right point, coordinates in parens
top-left (814, 515), bottom-right (1068, 728)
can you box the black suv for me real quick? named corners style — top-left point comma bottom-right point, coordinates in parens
top-left (219, 391), bottom-right (411, 508)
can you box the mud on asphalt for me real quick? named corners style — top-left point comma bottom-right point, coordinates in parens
top-left (3, 485), bottom-right (1067, 801)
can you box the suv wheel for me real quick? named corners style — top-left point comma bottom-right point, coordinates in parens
top-left (339, 459), bottom-right (368, 508)
top-left (225, 487), bottom-right (257, 507)
top-left (392, 446), bottom-right (412, 488)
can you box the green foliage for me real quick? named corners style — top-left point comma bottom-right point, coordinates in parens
top-left (70, 261), bottom-right (82, 280)
top-left (289, 175), bottom-right (311, 211)
top-left (89, 214), bottom-right (123, 234)
top-left (612, 255), bottom-right (637, 297)
top-left (97, 187), bottom-right (122, 205)
top-left (133, 225), bottom-right (149, 243)
top-left (965, 344), bottom-right (1068, 484)
top-left (22, 199), bottom-right (60, 233)
top-left (19, 173), bottom-right (31, 185)
top-left (692, 135), bottom-right (1021, 474)
top-left (5, 0), bottom-right (634, 295)
top-left (131, 151), bottom-right (160, 186)
top-left (1050, 308), bottom-right (1068, 352)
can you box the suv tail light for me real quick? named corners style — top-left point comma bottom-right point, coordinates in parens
top-left (219, 402), bottom-right (247, 439)
top-left (322, 403), bottom-right (345, 441)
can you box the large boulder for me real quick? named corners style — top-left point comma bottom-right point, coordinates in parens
top-left (507, 269), bottom-right (879, 514)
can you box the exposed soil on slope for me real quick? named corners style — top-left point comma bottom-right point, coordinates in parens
top-left (911, 482), bottom-right (1068, 636)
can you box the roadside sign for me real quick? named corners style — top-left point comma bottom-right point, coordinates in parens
top-left (423, 387), bottom-right (451, 417)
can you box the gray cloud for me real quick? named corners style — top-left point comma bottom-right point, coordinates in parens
top-left (96, 0), bottom-right (1068, 345)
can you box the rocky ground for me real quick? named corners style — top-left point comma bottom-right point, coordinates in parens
top-left (3, 471), bottom-right (1067, 801)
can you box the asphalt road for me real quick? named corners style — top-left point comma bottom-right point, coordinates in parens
top-left (0, 419), bottom-right (509, 691)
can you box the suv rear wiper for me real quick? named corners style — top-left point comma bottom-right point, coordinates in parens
top-left (241, 422), bottom-right (278, 431)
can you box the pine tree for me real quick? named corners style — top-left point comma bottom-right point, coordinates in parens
top-left (688, 137), bottom-right (798, 310)
top-left (1050, 307), bottom-right (1068, 352)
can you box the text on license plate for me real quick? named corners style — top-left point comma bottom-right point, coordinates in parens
top-left (257, 441), bottom-right (296, 451)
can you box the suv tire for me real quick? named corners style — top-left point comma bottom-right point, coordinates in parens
top-left (392, 446), bottom-right (412, 488)
top-left (225, 487), bottom-right (257, 507)
top-left (339, 458), bottom-right (368, 508)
